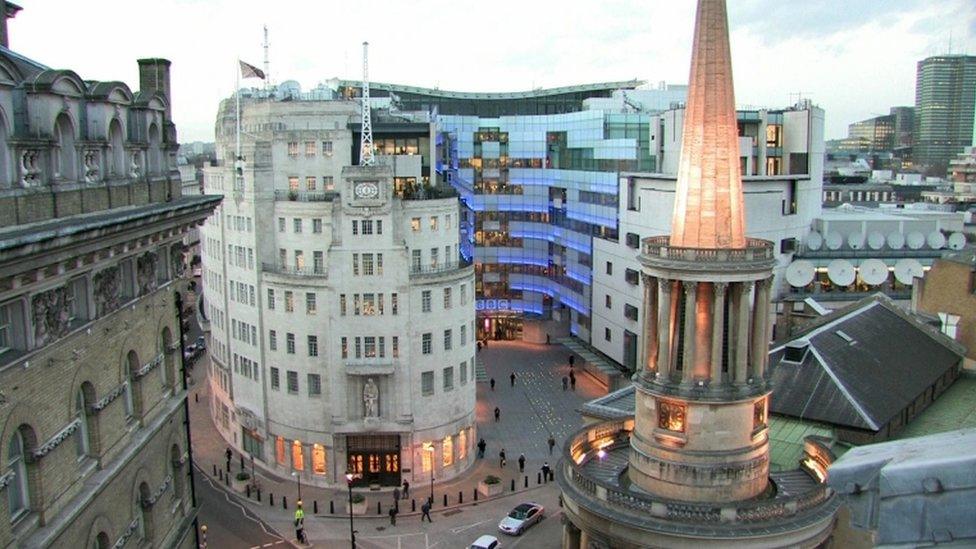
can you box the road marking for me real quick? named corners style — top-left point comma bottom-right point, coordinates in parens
top-left (450, 519), bottom-right (490, 535)
top-left (194, 463), bottom-right (284, 541)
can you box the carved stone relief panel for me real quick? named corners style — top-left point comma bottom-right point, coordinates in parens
top-left (137, 252), bottom-right (158, 295)
top-left (93, 266), bottom-right (121, 317)
top-left (32, 286), bottom-right (70, 347)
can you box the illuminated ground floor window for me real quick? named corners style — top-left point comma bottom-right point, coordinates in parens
top-left (292, 440), bottom-right (304, 470)
top-left (312, 444), bottom-right (327, 475)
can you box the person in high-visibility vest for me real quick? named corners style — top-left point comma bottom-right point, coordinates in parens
top-left (294, 501), bottom-right (307, 544)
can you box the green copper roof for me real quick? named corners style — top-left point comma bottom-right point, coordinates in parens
top-left (768, 416), bottom-right (834, 472)
top-left (896, 373), bottom-right (976, 440)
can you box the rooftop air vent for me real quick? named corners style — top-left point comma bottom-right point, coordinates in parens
top-left (783, 340), bottom-right (810, 363)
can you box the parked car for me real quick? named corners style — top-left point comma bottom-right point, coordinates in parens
top-left (470, 534), bottom-right (500, 549)
top-left (498, 502), bottom-right (544, 535)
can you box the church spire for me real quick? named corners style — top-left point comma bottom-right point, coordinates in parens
top-left (669, 0), bottom-right (746, 249)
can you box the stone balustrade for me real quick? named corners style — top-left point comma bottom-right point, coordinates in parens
top-left (641, 235), bottom-right (775, 264)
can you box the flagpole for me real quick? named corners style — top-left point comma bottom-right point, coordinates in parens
top-left (235, 58), bottom-right (241, 162)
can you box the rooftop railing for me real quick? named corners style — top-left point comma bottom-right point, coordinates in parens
top-left (274, 190), bottom-right (339, 202)
top-left (408, 258), bottom-right (473, 277)
top-left (641, 236), bottom-right (775, 264)
top-left (261, 262), bottom-right (327, 278)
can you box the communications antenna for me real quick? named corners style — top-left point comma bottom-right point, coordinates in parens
top-left (359, 41), bottom-right (375, 166)
top-left (263, 25), bottom-right (271, 89)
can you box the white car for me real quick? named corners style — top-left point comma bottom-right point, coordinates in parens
top-left (498, 502), bottom-right (544, 535)
top-left (470, 534), bottom-right (500, 549)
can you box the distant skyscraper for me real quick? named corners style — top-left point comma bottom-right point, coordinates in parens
top-left (913, 55), bottom-right (976, 176)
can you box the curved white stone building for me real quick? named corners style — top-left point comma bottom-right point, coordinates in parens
top-left (201, 95), bottom-right (476, 487)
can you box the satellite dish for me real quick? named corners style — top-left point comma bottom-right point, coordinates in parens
top-left (858, 259), bottom-right (888, 286)
top-left (806, 231), bottom-right (823, 251)
top-left (894, 258), bottom-right (925, 285)
top-left (848, 232), bottom-right (866, 250)
top-left (927, 231), bottom-right (945, 250)
top-left (948, 232), bottom-right (966, 250)
top-left (867, 231), bottom-right (886, 250)
top-left (887, 232), bottom-right (905, 250)
top-left (825, 231), bottom-right (843, 251)
top-left (906, 231), bottom-right (925, 250)
top-left (827, 259), bottom-right (856, 287)
top-left (786, 260), bottom-right (816, 287)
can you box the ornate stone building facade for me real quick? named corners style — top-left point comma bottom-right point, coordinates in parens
top-left (0, 4), bottom-right (220, 546)
top-left (201, 93), bottom-right (476, 488)
top-left (557, 1), bottom-right (838, 547)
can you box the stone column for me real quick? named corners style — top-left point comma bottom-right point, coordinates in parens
top-left (754, 277), bottom-right (772, 379)
top-left (682, 282), bottom-right (697, 383)
top-left (562, 520), bottom-right (582, 549)
top-left (710, 282), bottom-right (728, 383)
top-left (750, 278), bottom-right (769, 380)
top-left (734, 282), bottom-right (752, 384)
top-left (657, 279), bottom-right (672, 378)
top-left (641, 275), bottom-right (659, 372)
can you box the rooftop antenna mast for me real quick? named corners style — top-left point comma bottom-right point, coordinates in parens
top-left (263, 25), bottom-right (271, 90)
top-left (359, 41), bottom-right (375, 166)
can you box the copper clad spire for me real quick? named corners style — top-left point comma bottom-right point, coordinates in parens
top-left (669, 0), bottom-right (746, 249)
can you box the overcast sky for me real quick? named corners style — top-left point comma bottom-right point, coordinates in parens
top-left (11, 0), bottom-right (975, 142)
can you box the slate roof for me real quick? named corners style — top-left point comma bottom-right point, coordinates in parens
top-left (769, 294), bottom-right (965, 432)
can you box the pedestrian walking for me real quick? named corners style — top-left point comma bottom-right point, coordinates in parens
top-left (393, 486), bottom-right (401, 502)
top-left (499, 449), bottom-right (507, 468)
top-left (510, 372), bottom-right (516, 387)
top-left (541, 462), bottom-right (552, 483)
top-left (518, 454), bottom-right (525, 472)
top-left (389, 505), bottom-right (398, 526)
top-left (494, 406), bottom-right (500, 422)
top-left (490, 377), bottom-right (496, 391)
top-left (224, 447), bottom-right (232, 472)
top-left (548, 435), bottom-right (556, 455)
top-left (477, 438), bottom-right (487, 458)
top-left (568, 355), bottom-right (575, 367)
top-left (420, 500), bottom-right (432, 522)
top-left (402, 479), bottom-right (410, 499)
top-left (477, 341), bottom-right (482, 352)
top-left (570, 371), bottom-right (576, 391)
top-left (294, 502), bottom-right (307, 544)
top-left (562, 376), bottom-right (568, 391)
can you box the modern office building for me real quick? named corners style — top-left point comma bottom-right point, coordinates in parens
top-left (847, 113), bottom-right (895, 153)
top-left (0, 4), bottom-right (218, 546)
top-left (913, 55), bottom-right (976, 176)
top-left (333, 79), bottom-right (688, 342)
top-left (557, 2), bottom-right (837, 546)
top-left (592, 101), bottom-right (825, 368)
top-left (201, 89), bottom-right (477, 488)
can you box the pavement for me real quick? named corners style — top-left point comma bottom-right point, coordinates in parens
top-left (186, 304), bottom-right (607, 548)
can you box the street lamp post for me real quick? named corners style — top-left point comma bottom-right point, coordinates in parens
top-left (292, 471), bottom-right (302, 502)
top-left (345, 472), bottom-right (361, 548)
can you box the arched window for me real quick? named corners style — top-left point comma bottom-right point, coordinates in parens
top-left (147, 123), bottom-right (161, 175)
top-left (108, 119), bottom-right (125, 177)
top-left (160, 327), bottom-right (174, 388)
top-left (54, 114), bottom-right (77, 181)
top-left (92, 532), bottom-right (110, 549)
top-left (124, 350), bottom-right (139, 419)
top-left (137, 481), bottom-right (152, 540)
top-left (6, 429), bottom-right (30, 520)
top-left (170, 444), bottom-right (185, 500)
top-left (76, 384), bottom-right (93, 457)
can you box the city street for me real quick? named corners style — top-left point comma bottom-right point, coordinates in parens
top-left (184, 278), bottom-right (607, 547)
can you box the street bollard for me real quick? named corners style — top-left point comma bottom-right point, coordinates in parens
top-left (246, 485), bottom-right (251, 498)
top-left (459, 491), bottom-right (463, 504)
top-left (537, 472), bottom-right (542, 485)
top-left (240, 456), bottom-right (245, 471)
top-left (411, 499), bottom-right (416, 512)
top-left (195, 393), bottom-right (199, 403)
top-left (330, 500), bottom-right (335, 514)
top-left (313, 500), bottom-right (318, 514)
top-left (224, 474), bottom-right (229, 486)
top-left (217, 469), bottom-right (222, 480)
top-left (257, 489), bottom-right (262, 502)
top-left (524, 476), bottom-right (529, 488)
top-left (443, 494), bottom-right (448, 507)
top-left (474, 488), bottom-right (478, 501)
top-left (283, 496), bottom-right (287, 509)
top-left (269, 493), bottom-right (274, 506)
top-left (510, 479), bottom-right (515, 491)
top-left (212, 464), bottom-right (217, 476)
top-left (377, 501), bottom-right (382, 515)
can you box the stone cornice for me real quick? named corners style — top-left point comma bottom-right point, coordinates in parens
top-left (91, 382), bottom-right (128, 412)
top-left (133, 353), bottom-right (164, 379)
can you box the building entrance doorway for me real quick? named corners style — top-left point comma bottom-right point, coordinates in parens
top-left (478, 316), bottom-right (523, 341)
top-left (346, 434), bottom-right (401, 487)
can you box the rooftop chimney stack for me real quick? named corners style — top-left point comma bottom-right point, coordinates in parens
top-left (137, 58), bottom-right (172, 121)
top-left (0, 1), bottom-right (22, 49)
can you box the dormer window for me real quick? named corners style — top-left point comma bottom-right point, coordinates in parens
top-left (782, 340), bottom-right (810, 363)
